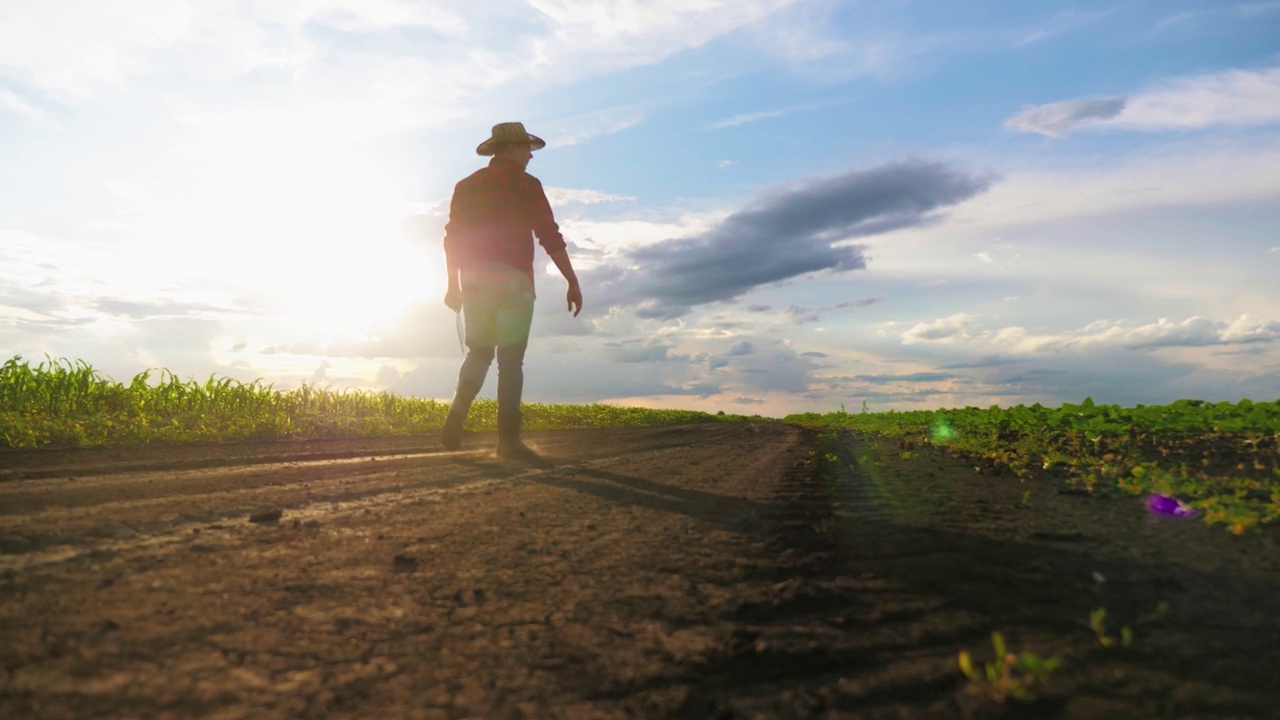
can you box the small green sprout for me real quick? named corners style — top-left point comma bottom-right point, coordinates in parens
top-left (958, 631), bottom-right (1061, 703)
top-left (1089, 608), bottom-right (1132, 648)
top-left (1139, 601), bottom-right (1170, 624)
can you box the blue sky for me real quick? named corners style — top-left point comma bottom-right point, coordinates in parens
top-left (2, 0), bottom-right (1279, 416)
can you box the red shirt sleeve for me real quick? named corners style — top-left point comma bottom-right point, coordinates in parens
top-left (527, 177), bottom-right (567, 256)
top-left (442, 177), bottom-right (469, 268)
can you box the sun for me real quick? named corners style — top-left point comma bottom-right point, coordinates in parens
top-left (195, 137), bottom-right (445, 342)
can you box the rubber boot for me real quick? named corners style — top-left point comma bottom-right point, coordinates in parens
top-left (496, 408), bottom-right (539, 461)
top-left (441, 379), bottom-right (481, 451)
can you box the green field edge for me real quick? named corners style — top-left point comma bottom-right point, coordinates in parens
top-left (784, 399), bottom-right (1280, 534)
top-left (0, 356), bottom-right (768, 451)
top-left (5, 356), bottom-right (1278, 533)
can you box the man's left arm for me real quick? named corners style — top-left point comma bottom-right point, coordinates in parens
top-left (530, 179), bottom-right (583, 317)
top-left (548, 248), bottom-right (581, 317)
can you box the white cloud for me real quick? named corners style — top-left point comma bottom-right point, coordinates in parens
top-left (539, 105), bottom-right (647, 148)
top-left (557, 211), bottom-right (728, 254)
top-left (0, 87), bottom-right (44, 119)
top-left (288, 0), bottom-right (469, 35)
top-left (943, 141), bottom-right (1280, 229)
top-left (702, 98), bottom-right (839, 130)
top-left (1013, 8), bottom-right (1118, 47)
top-left (0, 1), bottom-right (195, 97)
top-left (1270, 246), bottom-right (1280, 253)
top-left (745, 0), bottom-right (852, 63)
top-left (101, 180), bottom-right (152, 216)
top-left (0, 1), bottom-right (482, 100)
top-left (524, 0), bottom-right (799, 75)
top-left (543, 187), bottom-right (636, 207)
top-left (1007, 67), bottom-right (1280, 136)
top-left (1119, 67), bottom-right (1280, 130)
top-left (902, 314), bottom-right (1280, 354)
top-left (704, 108), bottom-right (792, 130)
top-left (1220, 314), bottom-right (1280, 344)
top-left (901, 314), bottom-right (977, 345)
top-left (1151, 2), bottom-right (1280, 35)
top-left (1005, 96), bottom-right (1125, 137)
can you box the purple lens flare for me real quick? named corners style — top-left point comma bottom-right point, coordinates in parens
top-left (1148, 494), bottom-right (1196, 518)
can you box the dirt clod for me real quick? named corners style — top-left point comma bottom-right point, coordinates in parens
top-left (248, 508), bottom-right (283, 524)
top-left (392, 554), bottom-right (418, 572)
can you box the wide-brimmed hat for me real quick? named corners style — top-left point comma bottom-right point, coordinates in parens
top-left (476, 122), bottom-right (546, 156)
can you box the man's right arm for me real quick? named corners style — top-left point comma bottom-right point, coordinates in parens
top-left (442, 183), bottom-right (465, 311)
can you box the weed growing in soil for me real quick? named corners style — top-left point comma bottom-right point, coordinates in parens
top-left (1089, 601), bottom-right (1171, 649)
top-left (958, 631), bottom-right (1061, 703)
top-left (0, 356), bottom-right (756, 449)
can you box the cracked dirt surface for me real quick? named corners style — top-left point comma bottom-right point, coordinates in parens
top-left (2, 422), bottom-right (1280, 719)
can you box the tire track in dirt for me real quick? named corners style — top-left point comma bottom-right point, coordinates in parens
top-left (1, 422), bottom-right (819, 719)
top-left (5, 423), bottom-right (1279, 718)
top-left (656, 426), bottom-right (1280, 719)
top-left (0, 425), bottom-right (747, 575)
top-left (643, 429), bottom-right (984, 718)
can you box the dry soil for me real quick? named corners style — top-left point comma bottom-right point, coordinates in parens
top-left (1, 423), bottom-right (1279, 719)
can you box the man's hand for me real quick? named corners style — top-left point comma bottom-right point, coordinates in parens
top-left (444, 286), bottom-right (462, 312)
top-left (566, 283), bottom-right (583, 317)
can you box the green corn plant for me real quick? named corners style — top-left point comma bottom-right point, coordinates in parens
top-left (0, 356), bottom-right (749, 449)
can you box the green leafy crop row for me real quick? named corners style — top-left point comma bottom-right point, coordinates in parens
top-left (0, 356), bottom-right (743, 449)
top-left (787, 397), bottom-right (1280, 533)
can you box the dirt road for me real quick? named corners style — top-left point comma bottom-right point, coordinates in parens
top-left (2, 423), bottom-right (1279, 719)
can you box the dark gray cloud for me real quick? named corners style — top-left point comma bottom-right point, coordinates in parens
top-left (1004, 368), bottom-right (1069, 383)
top-left (1005, 96), bottom-right (1127, 137)
top-left (785, 305), bottom-right (821, 324)
top-left (801, 351), bottom-right (829, 358)
top-left (938, 355), bottom-right (1021, 369)
top-left (706, 319), bottom-right (753, 331)
top-left (591, 159), bottom-right (992, 318)
top-left (726, 340), bottom-right (758, 356)
top-left (610, 344), bottom-right (676, 363)
top-left (606, 342), bottom-right (707, 364)
top-left (851, 372), bottom-right (956, 385)
top-left (1210, 346), bottom-right (1273, 356)
top-left (722, 344), bottom-right (821, 394)
top-left (836, 297), bottom-right (882, 309)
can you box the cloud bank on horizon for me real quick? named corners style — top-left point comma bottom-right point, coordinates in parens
top-left (2, 0), bottom-right (1279, 416)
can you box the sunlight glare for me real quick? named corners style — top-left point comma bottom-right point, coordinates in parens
top-left (193, 128), bottom-right (442, 343)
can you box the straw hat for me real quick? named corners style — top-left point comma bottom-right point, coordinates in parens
top-left (476, 122), bottom-right (546, 156)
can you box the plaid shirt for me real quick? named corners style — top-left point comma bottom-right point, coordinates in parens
top-left (443, 157), bottom-right (567, 281)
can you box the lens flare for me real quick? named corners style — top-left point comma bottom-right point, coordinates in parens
top-left (930, 417), bottom-right (956, 443)
top-left (1148, 494), bottom-right (1196, 518)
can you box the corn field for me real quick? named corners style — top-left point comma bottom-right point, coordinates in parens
top-left (0, 356), bottom-right (735, 449)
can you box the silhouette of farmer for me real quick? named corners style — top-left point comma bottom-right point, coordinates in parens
top-left (441, 122), bottom-right (583, 459)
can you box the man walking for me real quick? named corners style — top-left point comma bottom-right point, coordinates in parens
top-left (440, 122), bottom-right (583, 460)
